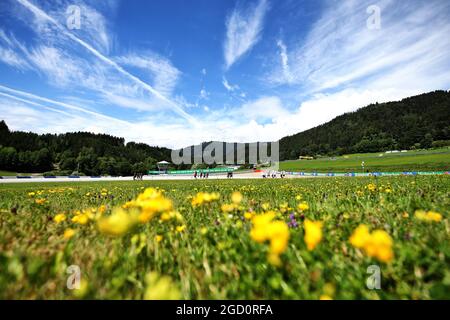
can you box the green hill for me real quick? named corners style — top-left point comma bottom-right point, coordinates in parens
top-left (279, 90), bottom-right (450, 160)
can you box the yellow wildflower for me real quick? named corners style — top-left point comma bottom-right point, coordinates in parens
top-left (221, 203), bottom-right (235, 213)
top-left (176, 225), bottom-right (186, 233)
top-left (250, 212), bottom-right (289, 265)
top-left (35, 198), bottom-right (46, 205)
top-left (414, 210), bottom-right (442, 222)
top-left (364, 230), bottom-right (394, 263)
top-left (155, 235), bottom-right (163, 242)
top-left (349, 225), bottom-right (371, 248)
top-left (304, 219), bottom-right (323, 251)
top-left (267, 252), bottom-right (282, 267)
top-left (231, 191), bottom-right (243, 204)
top-left (144, 272), bottom-right (181, 300)
top-left (63, 228), bottom-right (76, 239)
top-left (297, 201), bottom-right (309, 212)
top-left (244, 212), bottom-right (254, 220)
top-left (54, 213), bottom-right (66, 223)
top-left (72, 214), bottom-right (89, 225)
top-left (191, 192), bottom-right (220, 207)
top-left (160, 212), bottom-right (171, 222)
top-left (97, 208), bottom-right (137, 237)
top-left (250, 212), bottom-right (276, 242)
top-left (279, 202), bottom-right (289, 213)
top-left (72, 279), bottom-right (89, 299)
top-left (349, 224), bottom-right (394, 263)
top-left (132, 193), bottom-right (173, 223)
top-left (267, 221), bottom-right (289, 254)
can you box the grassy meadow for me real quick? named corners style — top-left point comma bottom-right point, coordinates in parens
top-left (279, 148), bottom-right (450, 173)
top-left (0, 176), bottom-right (449, 299)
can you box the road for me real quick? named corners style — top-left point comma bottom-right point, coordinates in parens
top-left (0, 172), bottom-right (287, 183)
top-left (1, 171), bottom-right (446, 183)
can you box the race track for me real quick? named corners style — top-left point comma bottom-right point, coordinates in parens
top-left (0, 172), bottom-right (283, 183)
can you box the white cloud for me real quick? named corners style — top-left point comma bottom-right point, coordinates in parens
top-left (2, 0), bottom-right (449, 151)
top-left (268, 0), bottom-right (450, 93)
top-left (115, 53), bottom-right (181, 97)
top-left (236, 96), bottom-right (287, 123)
top-left (199, 89), bottom-right (209, 100)
top-left (0, 85), bottom-right (441, 150)
top-left (22, 0), bottom-right (113, 54)
top-left (27, 46), bottom-right (85, 86)
top-left (274, 39), bottom-right (293, 84)
top-left (0, 29), bottom-right (31, 70)
top-left (0, 84), bottom-right (129, 124)
top-left (222, 77), bottom-right (239, 92)
top-left (14, 0), bottom-right (196, 123)
top-left (0, 47), bottom-right (29, 69)
top-left (75, 3), bottom-right (112, 54)
top-left (224, 0), bottom-right (269, 69)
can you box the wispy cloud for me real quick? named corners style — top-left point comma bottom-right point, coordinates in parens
top-left (224, 0), bottom-right (269, 70)
top-left (18, 0), bottom-right (113, 54)
top-left (269, 0), bottom-right (450, 94)
top-left (27, 46), bottom-right (86, 87)
top-left (0, 29), bottom-right (30, 70)
top-left (0, 84), bottom-right (129, 124)
top-left (1, 0), bottom-right (449, 150)
top-left (222, 77), bottom-right (239, 92)
top-left (115, 53), bottom-right (181, 97)
top-left (274, 39), bottom-right (293, 84)
top-left (0, 47), bottom-right (29, 69)
top-left (199, 89), bottom-right (209, 100)
top-left (14, 0), bottom-right (196, 123)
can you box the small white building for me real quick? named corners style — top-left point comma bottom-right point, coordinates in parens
top-left (157, 161), bottom-right (170, 173)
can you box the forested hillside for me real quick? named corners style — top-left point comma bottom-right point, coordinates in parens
top-left (279, 90), bottom-right (450, 160)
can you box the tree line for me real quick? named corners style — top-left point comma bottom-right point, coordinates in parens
top-left (0, 121), bottom-right (172, 175)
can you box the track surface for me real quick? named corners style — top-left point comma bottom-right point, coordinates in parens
top-left (2, 171), bottom-right (447, 184)
top-left (0, 172), bottom-right (289, 183)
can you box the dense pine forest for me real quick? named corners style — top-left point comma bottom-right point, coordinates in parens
top-left (0, 90), bottom-right (449, 174)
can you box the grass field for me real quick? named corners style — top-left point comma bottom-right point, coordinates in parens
top-left (0, 170), bottom-right (21, 176)
top-left (0, 176), bottom-right (449, 299)
top-left (279, 148), bottom-right (450, 173)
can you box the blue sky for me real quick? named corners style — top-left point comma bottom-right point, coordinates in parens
top-left (0, 0), bottom-right (449, 148)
